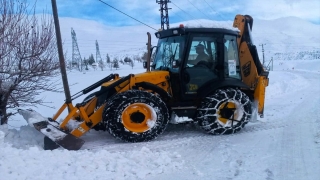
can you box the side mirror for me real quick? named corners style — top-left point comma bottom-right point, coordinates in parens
top-left (172, 60), bottom-right (180, 68)
top-left (143, 61), bottom-right (147, 69)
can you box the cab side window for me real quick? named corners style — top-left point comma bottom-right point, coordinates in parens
top-left (224, 35), bottom-right (241, 79)
top-left (187, 36), bottom-right (216, 67)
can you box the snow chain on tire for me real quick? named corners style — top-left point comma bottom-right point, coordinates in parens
top-left (103, 90), bottom-right (170, 142)
top-left (197, 88), bottom-right (252, 134)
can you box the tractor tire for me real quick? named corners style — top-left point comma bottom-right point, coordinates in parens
top-left (103, 90), bottom-right (170, 142)
top-left (197, 88), bottom-right (252, 134)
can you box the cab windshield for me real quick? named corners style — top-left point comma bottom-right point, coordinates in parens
top-left (152, 36), bottom-right (185, 70)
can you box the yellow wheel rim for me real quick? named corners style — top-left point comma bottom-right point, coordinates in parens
top-left (217, 101), bottom-right (241, 126)
top-left (121, 103), bottom-right (154, 133)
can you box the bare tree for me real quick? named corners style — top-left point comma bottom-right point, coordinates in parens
top-left (98, 60), bottom-right (105, 71)
top-left (92, 62), bottom-right (97, 71)
top-left (0, 0), bottom-right (60, 124)
top-left (112, 58), bottom-right (119, 70)
top-left (133, 55), bottom-right (142, 62)
top-left (141, 52), bottom-right (148, 61)
top-left (130, 60), bottom-right (135, 69)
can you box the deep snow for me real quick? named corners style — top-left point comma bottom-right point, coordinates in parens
top-left (1, 59), bottom-right (320, 180)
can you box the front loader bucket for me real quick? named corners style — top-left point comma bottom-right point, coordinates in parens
top-left (33, 121), bottom-right (84, 150)
top-left (18, 109), bottom-right (85, 150)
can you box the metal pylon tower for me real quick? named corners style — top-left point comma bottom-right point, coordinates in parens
top-left (71, 28), bottom-right (83, 71)
top-left (156, 0), bottom-right (171, 30)
top-left (95, 40), bottom-right (102, 63)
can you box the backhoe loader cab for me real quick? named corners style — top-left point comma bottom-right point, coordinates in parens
top-left (18, 14), bottom-right (268, 150)
top-left (152, 27), bottom-right (243, 97)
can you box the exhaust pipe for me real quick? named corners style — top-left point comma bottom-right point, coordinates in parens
top-left (146, 32), bottom-right (151, 72)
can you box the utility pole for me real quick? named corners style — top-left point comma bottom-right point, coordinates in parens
top-left (259, 43), bottom-right (266, 66)
top-left (51, 0), bottom-right (71, 104)
top-left (156, 0), bottom-right (171, 30)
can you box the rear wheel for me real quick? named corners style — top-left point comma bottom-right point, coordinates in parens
top-left (103, 90), bottom-right (170, 142)
top-left (197, 88), bottom-right (252, 134)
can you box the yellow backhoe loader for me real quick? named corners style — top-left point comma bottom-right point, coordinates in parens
top-left (19, 14), bottom-right (269, 150)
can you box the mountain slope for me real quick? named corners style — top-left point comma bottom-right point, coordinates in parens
top-left (59, 16), bottom-right (320, 61)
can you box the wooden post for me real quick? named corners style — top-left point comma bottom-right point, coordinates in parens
top-left (51, 0), bottom-right (72, 104)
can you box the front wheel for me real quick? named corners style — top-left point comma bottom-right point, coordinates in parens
top-left (197, 88), bottom-right (252, 134)
top-left (103, 90), bottom-right (170, 142)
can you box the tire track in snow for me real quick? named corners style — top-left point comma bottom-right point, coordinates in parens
top-left (3, 119), bottom-right (288, 151)
top-left (83, 120), bottom-right (289, 152)
top-left (81, 120), bottom-right (294, 180)
top-left (84, 71), bottom-right (313, 152)
top-left (274, 71), bottom-right (320, 180)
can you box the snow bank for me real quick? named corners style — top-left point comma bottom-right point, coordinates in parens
top-left (0, 143), bottom-right (182, 180)
top-left (1, 125), bottom-right (44, 149)
top-left (266, 71), bottom-right (310, 98)
top-left (266, 59), bottom-right (320, 99)
top-left (0, 125), bottom-right (183, 180)
top-left (0, 129), bottom-right (4, 146)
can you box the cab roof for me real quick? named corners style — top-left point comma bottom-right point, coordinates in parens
top-left (155, 26), bottom-right (239, 39)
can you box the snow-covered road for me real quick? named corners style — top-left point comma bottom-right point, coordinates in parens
top-left (1, 60), bottom-right (320, 180)
top-left (145, 69), bottom-right (320, 180)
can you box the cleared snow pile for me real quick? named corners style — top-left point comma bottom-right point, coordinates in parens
top-left (1, 122), bottom-right (184, 180)
top-left (1, 124), bottom-right (44, 149)
top-left (266, 71), bottom-right (310, 99)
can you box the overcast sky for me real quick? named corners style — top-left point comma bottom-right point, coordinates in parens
top-left (31, 0), bottom-right (320, 27)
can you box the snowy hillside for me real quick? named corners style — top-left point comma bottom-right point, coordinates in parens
top-left (253, 17), bottom-right (320, 60)
top-left (58, 16), bottom-right (320, 62)
top-left (1, 14), bottom-right (320, 180)
top-left (1, 59), bottom-right (320, 180)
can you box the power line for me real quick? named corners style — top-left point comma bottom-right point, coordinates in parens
top-left (187, 0), bottom-right (212, 20)
top-left (171, 1), bottom-right (202, 25)
top-left (202, 0), bottom-right (223, 19)
top-left (97, 0), bottom-right (157, 31)
top-left (171, 11), bottom-right (189, 23)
